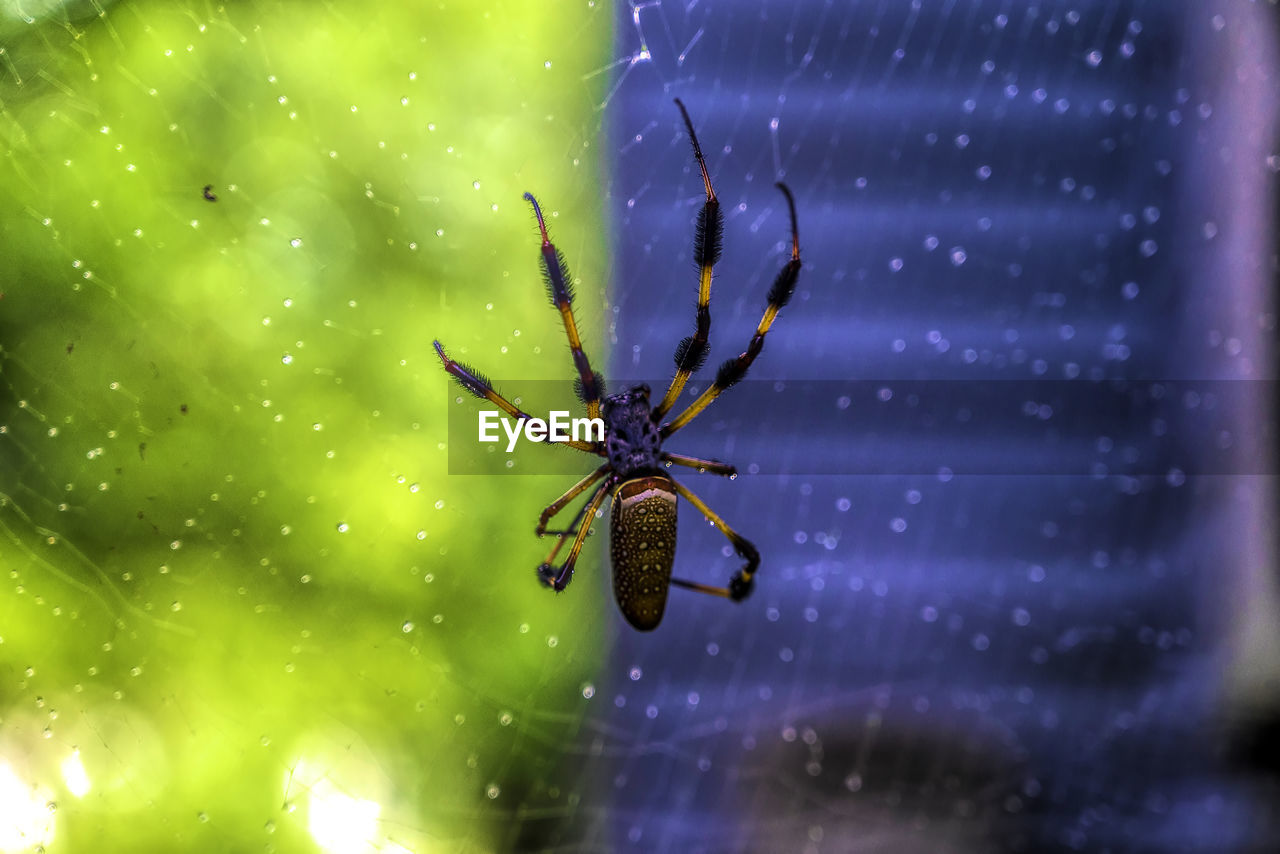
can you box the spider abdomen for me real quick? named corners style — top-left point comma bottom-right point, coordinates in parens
top-left (610, 476), bottom-right (678, 631)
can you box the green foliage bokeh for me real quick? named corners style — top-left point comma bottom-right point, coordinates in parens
top-left (0, 1), bottom-right (611, 850)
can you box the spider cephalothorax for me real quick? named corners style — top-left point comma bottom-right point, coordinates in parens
top-left (434, 99), bottom-right (802, 630)
top-left (602, 385), bottom-right (661, 477)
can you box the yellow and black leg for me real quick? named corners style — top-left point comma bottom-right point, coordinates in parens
top-left (433, 340), bottom-right (602, 455)
top-left (536, 476), bottom-right (617, 592)
top-left (660, 451), bottom-right (736, 477)
top-left (523, 192), bottom-right (605, 420)
top-left (536, 463), bottom-right (611, 536)
top-left (669, 479), bottom-right (758, 602)
top-left (653, 98), bottom-right (723, 419)
top-left (662, 183), bottom-right (802, 438)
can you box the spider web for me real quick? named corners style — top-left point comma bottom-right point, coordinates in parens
top-left (1, 1), bottom-right (1278, 853)
top-left (581, 1), bottom-right (1280, 852)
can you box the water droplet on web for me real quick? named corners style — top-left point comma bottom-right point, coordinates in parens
top-left (485, 784), bottom-right (500, 799)
top-left (402, 621), bottom-right (414, 633)
top-left (629, 667), bottom-right (642, 681)
top-left (336, 522), bottom-right (349, 533)
top-left (281, 353), bottom-right (292, 365)
top-left (289, 238), bottom-right (302, 248)
top-left (581, 683), bottom-right (595, 699)
top-left (499, 711), bottom-right (513, 726)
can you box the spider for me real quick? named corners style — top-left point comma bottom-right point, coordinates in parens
top-left (434, 99), bottom-right (802, 630)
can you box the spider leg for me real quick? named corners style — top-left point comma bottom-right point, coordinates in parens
top-left (537, 476), bottom-right (617, 592)
top-left (660, 451), bottom-right (736, 477)
top-left (538, 491), bottom-right (596, 565)
top-left (669, 478), bottom-right (758, 602)
top-left (433, 340), bottom-right (603, 454)
top-left (536, 463), bottom-right (612, 535)
top-left (661, 183), bottom-right (802, 438)
top-left (652, 98), bottom-right (722, 420)
top-left (523, 192), bottom-right (606, 421)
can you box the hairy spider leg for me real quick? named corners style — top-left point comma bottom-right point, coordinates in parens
top-left (537, 476), bottom-right (616, 592)
top-left (668, 478), bottom-right (758, 601)
top-left (653, 98), bottom-right (723, 419)
top-left (662, 183), bottom-right (802, 438)
top-left (433, 340), bottom-right (602, 454)
top-left (537, 463), bottom-right (612, 535)
top-left (660, 451), bottom-right (736, 477)
top-left (523, 192), bottom-right (606, 421)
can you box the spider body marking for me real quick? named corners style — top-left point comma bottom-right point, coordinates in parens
top-left (434, 99), bottom-right (801, 631)
top-left (609, 474), bottom-right (679, 631)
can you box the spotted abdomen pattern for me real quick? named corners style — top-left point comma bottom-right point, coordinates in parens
top-left (610, 476), bottom-right (678, 631)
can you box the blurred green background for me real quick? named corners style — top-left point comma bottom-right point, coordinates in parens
top-left (1, 1), bottom-right (611, 850)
